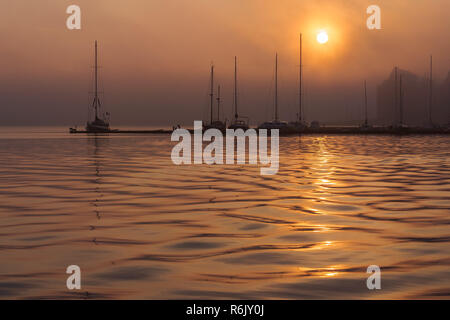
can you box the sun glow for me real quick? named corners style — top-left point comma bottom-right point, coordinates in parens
top-left (317, 30), bottom-right (329, 44)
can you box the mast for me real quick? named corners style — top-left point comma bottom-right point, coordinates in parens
top-left (399, 75), bottom-right (403, 126)
top-left (299, 34), bottom-right (302, 122)
top-left (94, 40), bottom-right (99, 120)
top-left (364, 80), bottom-right (368, 126)
top-left (394, 66), bottom-right (398, 126)
top-left (428, 55), bottom-right (433, 125)
top-left (210, 64), bottom-right (214, 124)
top-left (275, 53), bottom-right (278, 121)
top-left (234, 56), bottom-right (238, 121)
top-left (217, 85), bottom-right (221, 121)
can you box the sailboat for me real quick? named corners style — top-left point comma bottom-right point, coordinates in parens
top-left (360, 80), bottom-right (371, 129)
top-left (290, 34), bottom-right (307, 130)
top-left (204, 64), bottom-right (226, 132)
top-left (228, 56), bottom-right (249, 130)
top-left (258, 53), bottom-right (293, 133)
top-left (85, 41), bottom-right (110, 133)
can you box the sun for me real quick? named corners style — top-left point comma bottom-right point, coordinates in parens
top-left (317, 30), bottom-right (329, 44)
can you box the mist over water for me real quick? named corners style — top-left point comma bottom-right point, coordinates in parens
top-left (0, 127), bottom-right (449, 299)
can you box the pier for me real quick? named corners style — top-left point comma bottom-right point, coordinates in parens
top-left (69, 126), bottom-right (450, 135)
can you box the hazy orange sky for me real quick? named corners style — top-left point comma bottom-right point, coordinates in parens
top-left (0, 0), bottom-right (449, 125)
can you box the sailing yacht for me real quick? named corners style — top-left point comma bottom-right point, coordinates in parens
top-left (258, 53), bottom-right (294, 133)
top-left (228, 56), bottom-right (249, 130)
top-left (290, 34), bottom-right (307, 130)
top-left (360, 80), bottom-right (372, 129)
top-left (204, 65), bottom-right (226, 132)
top-left (86, 41), bottom-right (110, 133)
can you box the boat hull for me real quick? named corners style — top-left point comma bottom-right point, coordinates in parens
top-left (86, 119), bottom-right (111, 133)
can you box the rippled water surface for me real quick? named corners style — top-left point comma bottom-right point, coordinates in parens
top-left (0, 127), bottom-right (449, 299)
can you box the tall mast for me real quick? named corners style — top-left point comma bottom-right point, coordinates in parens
top-left (394, 66), bottom-right (398, 126)
top-left (364, 80), bottom-right (368, 126)
top-left (275, 53), bottom-right (278, 121)
top-left (399, 75), bottom-right (403, 126)
top-left (94, 40), bottom-right (99, 120)
top-left (299, 34), bottom-right (302, 122)
top-left (429, 55), bottom-right (433, 125)
top-left (234, 56), bottom-right (238, 120)
top-left (217, 85), bottom-right (221, 121)
top-left (210, 64), bottom-right (214, 124)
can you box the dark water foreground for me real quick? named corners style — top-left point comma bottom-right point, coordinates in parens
top-left (0, 127), bottom-right (449, 299)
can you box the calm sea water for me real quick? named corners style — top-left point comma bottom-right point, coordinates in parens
top-left (0, 127), bottom-right (449, 299)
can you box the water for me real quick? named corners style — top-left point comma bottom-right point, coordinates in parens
top-left (0, 127), bottom-right (449, 299)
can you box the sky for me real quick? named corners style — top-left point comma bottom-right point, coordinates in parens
top-left (0, 0), bottom-right (449, 126)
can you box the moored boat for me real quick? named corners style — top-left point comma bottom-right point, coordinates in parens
top-left (258, 53), bottom-right (295, 134)
top-left (228, 56), bottom-right (249, 131)
top-left (69, 41), bottom-right (111, 133)
top-left (86, 41), bottom-right (110, 133)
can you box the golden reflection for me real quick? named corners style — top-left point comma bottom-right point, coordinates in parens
top-left (316, 226), bottom-right (331, 233)
top-left (291, 223), bottom-right (332, 233)
top-left (295, 265), bottom-right (345, 278)
top-left (323, 272), bottom-right (339, 277)
top-left (320, 265), bottom-right (346, 278)
top-left (321, 266), bottom-right (339, 278)
top-left (311, 138), bottom-right (339, 191)
top-left (306, 240), bottom-right (337, 251)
